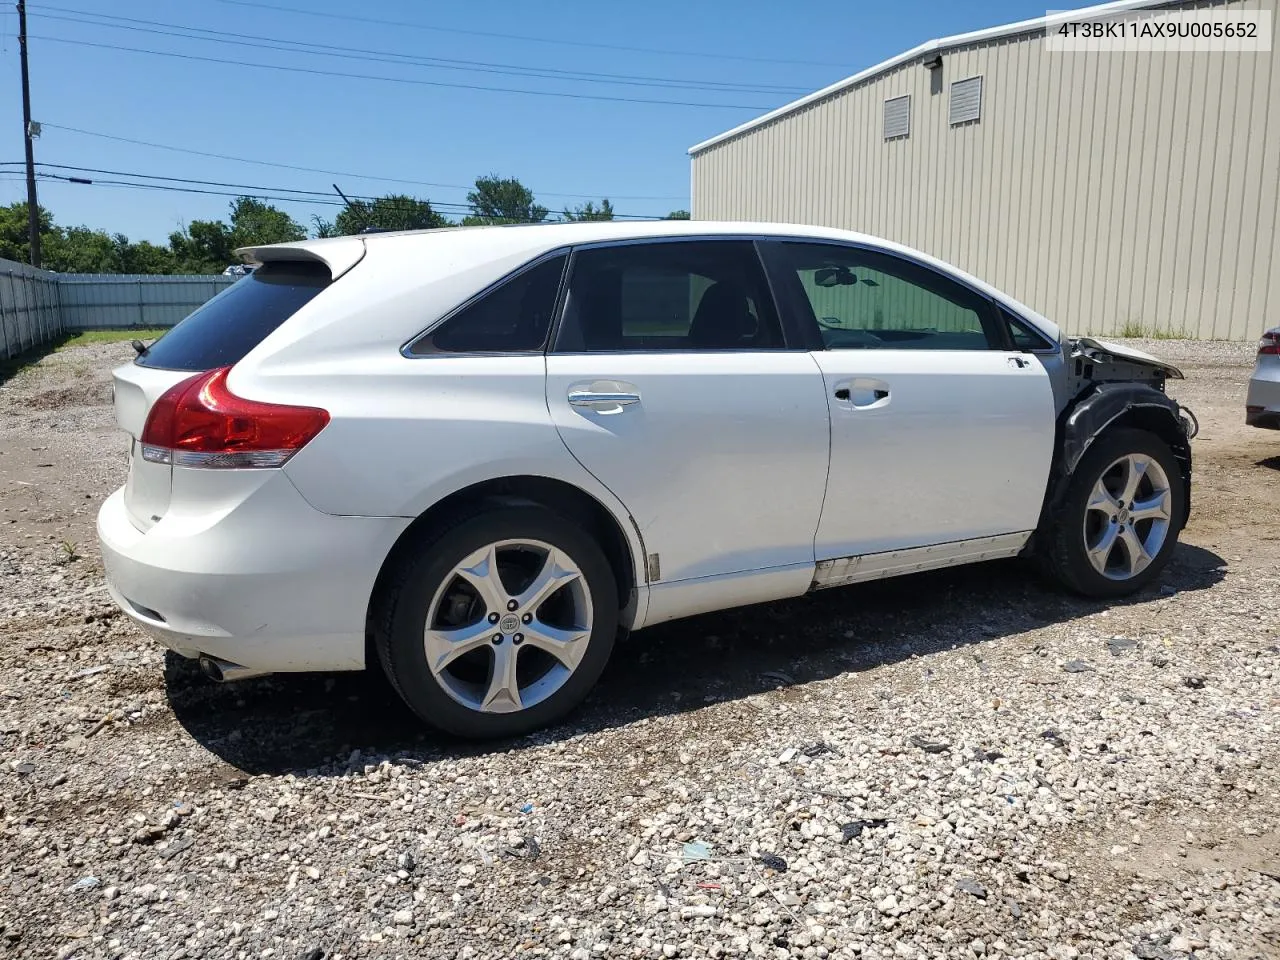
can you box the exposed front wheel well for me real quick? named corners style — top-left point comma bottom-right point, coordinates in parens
top-left (1097, 407), bottom-right (1192, 474)
top-left (1037, 385), bottom-right (1193, 536)
top-left (1060, 407), bottom-right (1192, 531)
top-left (365, 476), bottom-right (638, 664)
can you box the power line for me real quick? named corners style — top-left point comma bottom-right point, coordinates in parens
top-left (25, 162), bottom-right (503, 211)
top-left (210, 0), bottom-right (848, 68)
top-left (36, 171), bottom-right (349, 209)
top-left (37, 123), bottom-right (689, 202)
top-left (30, 34), bottom-right (775, 111)
top-left (31, 170), bottom-right (666, 220)
top-left (26, 162), bottom-right (360, 199)
top-left (33, 6), bottom-right (810, 96)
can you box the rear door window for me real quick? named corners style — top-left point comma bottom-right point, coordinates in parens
top-left (554, 240), bottom-right (784, 352)
top-left (136, 260), bottom-right (331, 371)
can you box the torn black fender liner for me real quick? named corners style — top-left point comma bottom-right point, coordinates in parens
top-left (1034, 382), bottom-right (1193, 545)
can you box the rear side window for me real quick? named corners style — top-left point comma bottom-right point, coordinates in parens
top-left (554, 240), bottom-right (783, 352)
top-left (406, 253), bottom-right (567, 355)
top-left (136, 261), bottom-right (331, 371)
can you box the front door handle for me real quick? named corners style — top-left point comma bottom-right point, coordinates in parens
top-left (568, 391), bottom-right (640, 407)
top-left (834, 379), bottom-right (891, 408)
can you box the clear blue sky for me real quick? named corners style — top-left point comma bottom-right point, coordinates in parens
top-left (2, 0), bottom-right (1051, 244)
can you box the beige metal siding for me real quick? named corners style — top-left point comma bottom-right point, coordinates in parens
top-left (691, 0), bottom-right (1278, 340)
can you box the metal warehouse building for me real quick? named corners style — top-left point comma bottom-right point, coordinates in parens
top-left (689, 0), bottom-right (1278, 341)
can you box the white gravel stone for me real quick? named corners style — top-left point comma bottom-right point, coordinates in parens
top-left (0, 340), bottom-right (1277, 959)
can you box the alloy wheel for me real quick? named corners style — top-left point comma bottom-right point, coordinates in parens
top-left (423, 539), bottom-right (593, 713)
top-left (1082, 453), bottom-right (1173, 581)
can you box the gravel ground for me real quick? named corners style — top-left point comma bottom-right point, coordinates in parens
top-left (1, 339), bottom-right (1277, 960)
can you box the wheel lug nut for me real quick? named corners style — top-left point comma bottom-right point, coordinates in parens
top-left (488, 613), bottom-right (499, 624)
top-left (513, 634), bottom-right (524, 645)
top-left (491, 634), bottom-right (503, 645)
top-left (521, 613), bottom-right (532, 624)
top-left (507, 600), bottom-right (518, 612)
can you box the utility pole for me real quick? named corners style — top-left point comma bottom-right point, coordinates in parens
top-left (17, 0), bottom-right (41, 268)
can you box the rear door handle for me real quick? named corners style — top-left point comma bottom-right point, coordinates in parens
top-left (568, 391), bottom-right (640, 407)
top-left (834, 379), bottom-right (890, 408)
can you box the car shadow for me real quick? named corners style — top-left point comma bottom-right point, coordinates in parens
top-left (1258, 455), bottom-right (1280, 472)
top-left (164, 544), bottom-right (1227, 777)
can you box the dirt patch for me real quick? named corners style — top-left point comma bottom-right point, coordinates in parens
top-left (22, 382), bottom-right (113, 411)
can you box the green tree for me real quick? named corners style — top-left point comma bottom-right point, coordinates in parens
top-left (115, 237), bottom-right (178, 275)
top-left (228, 197), bottom-right (305, 247)
top-left (332, 194), bottom-right (450, 235)
top-left (1, 202), bottom-right (178, 274)
top-left (169, 197), bottom-right (304, 273)
top-left (44, 226), bottom-right (117, 273)
top-left (0, 201), bottom-right (56, 265)
top-left (311, 215), bottom-right (336, 239)
top-left (665, 209), bottom-right (691, 220)
top-left (463, 175), bottom-right (548, 225)
top-left (562, 198), bottom-right (614, 222)
top-left (43, 228), bottom-right (178, 274)
top-left (168, 219), bottom-right (235, 274)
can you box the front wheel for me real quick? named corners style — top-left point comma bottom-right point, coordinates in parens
top-left (1042, 427), bottom-right (1186, 598)
top-left (373, 505), bottom-right (618, 739)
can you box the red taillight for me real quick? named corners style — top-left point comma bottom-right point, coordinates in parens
top-left (139, 366), bottom-right (329, 469)
top-left (1259, 331), bottom-right (1280, 356)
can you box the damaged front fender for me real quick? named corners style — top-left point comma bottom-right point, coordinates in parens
top-left (1061, 382), bottom-right (1190, 477)
top-left (1038, 382), bottom-right (1194, 538)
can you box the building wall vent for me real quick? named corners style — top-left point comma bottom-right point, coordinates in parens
top-left (949, 75), bottom-right (983, 125)
top-left (883, 95), bottom-right (911, 139)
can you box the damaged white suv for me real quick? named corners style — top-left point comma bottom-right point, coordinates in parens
top-left (97, 221), bottom-right (1195, 738)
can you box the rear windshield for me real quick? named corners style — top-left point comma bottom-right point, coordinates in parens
top-left (135, 261), bottom-right (331, 371)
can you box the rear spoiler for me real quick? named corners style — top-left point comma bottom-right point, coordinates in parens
top-left (235, 236), bottom-right (366, 281)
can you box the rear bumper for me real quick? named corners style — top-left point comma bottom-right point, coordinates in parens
top-left (96, 476), bottom-right (410, 673)
top-left (1246, 372), bottom-right (1280, 429)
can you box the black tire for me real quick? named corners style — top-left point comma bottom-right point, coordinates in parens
top-left (373, 504), bottom-right (618, 739)
top-left (1042, 427), bottom-right (1186, 598)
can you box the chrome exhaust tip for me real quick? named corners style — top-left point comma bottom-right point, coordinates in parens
top-left (198, 655), bottom-right (270, 683)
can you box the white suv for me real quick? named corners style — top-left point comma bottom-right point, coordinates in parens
top-left (98, 221), bottom-right (1194, 738)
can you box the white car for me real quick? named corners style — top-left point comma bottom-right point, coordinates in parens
top-left (1246, 327), bottom-right (1280, 430)
top-left (98, 221), bottom-right (1194, 738)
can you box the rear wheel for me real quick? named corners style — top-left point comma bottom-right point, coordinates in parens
top-left (1043, 427), bottom-right (1185, 598)
top-left (374, 505), bottom-right (617, 739)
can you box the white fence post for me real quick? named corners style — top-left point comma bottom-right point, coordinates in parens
top-left (1, 270), bottom-right (15, 359)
